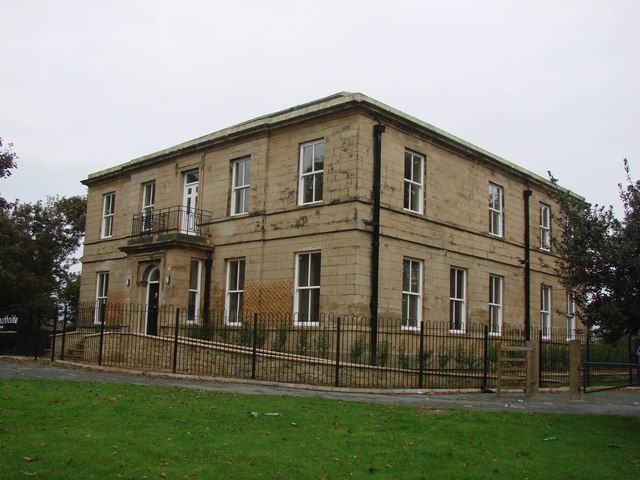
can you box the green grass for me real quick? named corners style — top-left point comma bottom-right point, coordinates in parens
top-left (0, 380), bottom-right (638, 479)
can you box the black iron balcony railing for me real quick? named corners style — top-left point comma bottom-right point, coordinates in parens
top-left (132, 206), bottom-right (212, 237)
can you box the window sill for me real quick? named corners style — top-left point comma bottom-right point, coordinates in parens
top-left (403, 207), bottom-right (424, 216)
top-left (449, 329), bottom-right (465, 334)
top-left (401, 325), bottom-right (420, 332)
top-left (293, 322), bottom-right (320, 328)
top-left (298, 200), bottom-right (323, 207)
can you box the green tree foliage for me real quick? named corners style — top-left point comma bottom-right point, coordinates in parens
top-left (0, 138), bottom-right (86, 306)
top-left (550, 160), bottom-right (640, 339)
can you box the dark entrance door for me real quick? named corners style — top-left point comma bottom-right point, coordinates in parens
top-left (146, 283), bottom-right (159, 336)
top-left (145, 268), bottom-right (160, 336)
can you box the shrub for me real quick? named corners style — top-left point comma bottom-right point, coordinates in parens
top-left (454, 345), bottom-right (482, 370)
top-left (419, 349), bottom-right (434, 368)
top-left (398, 343), bottom-right (411, 369)
top-left (351, 335), bottom-right (367, 364)
top-left (297, 329), bottom-right (310, 356)
top-left (438, 348), bottom-right (454, 369)
top-left (316, 329), bottom-right (332, 358)
top-left (377, 340), bottom-right (391, 367)
top-left (272, 326), bottom-right (288, 352)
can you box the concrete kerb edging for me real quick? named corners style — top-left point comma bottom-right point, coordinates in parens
top-left (0, 356), bottom-right (598, 396)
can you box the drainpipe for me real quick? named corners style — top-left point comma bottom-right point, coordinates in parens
top-left (370, 122), bottom-right (385, 365)
top-left (202, 252), bottom-right (213, 329)
top-left (523, 188), bottom-right (532, 340)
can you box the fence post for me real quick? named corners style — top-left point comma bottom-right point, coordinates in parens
top-left (537, 330), bottom-right (543, 388)
top-left (482, 325), bottom-right (489, 392)
top-left (51, 304), bottom-right (58, 362)
top-left (172, 308), bottom-right (180, 374)
top-left (98, 303), bottom-right (106, 366)
top-left (585, 329), bottom-right (591, 391)
top-left (34, 307), bottom-right (42, 360)
top-left (569, 339), bottom-right (581, 400)
top-left (335, 317), bottom-right (341, 387)
top-left (60, 304), bottom-right (68, 361)
top-left (628, 334), bottom-right (633, 387)
top-left (251, 313), bottom-right (258, 380)
top-left (418, 321), bottom-right (425, 389)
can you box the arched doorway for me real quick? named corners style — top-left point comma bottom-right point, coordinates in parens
top-left (145, 268), bottom-right (160, 335)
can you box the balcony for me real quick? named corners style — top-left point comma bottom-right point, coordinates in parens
top-left (121, 206), bottom-right (213, 253)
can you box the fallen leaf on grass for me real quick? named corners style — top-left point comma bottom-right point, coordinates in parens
top-left (23, 456), bottom-right (35, 462)
top-left (21, 471), bottom-right (37, 477)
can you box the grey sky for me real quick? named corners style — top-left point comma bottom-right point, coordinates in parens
top-left (1, 0), bottom-right (638, 214)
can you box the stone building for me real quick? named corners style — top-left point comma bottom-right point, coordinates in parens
top-left (79, 92), bottom-right (579, 337)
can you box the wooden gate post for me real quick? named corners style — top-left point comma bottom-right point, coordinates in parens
top-left (569, 339), bottom-right (581, 400)
top-left (525, 340), bottom-right (539, 397)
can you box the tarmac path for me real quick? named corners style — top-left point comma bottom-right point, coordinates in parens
top-left (1, 357), bottom-right (639, 416)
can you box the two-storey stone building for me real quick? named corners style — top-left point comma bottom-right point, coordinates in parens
top-left (79, 92), bottom-right (579, 338)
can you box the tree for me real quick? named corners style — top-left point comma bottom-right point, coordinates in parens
top-left (0, 138), bottom-right (86, 307)
top-left (550, 160), bottom-right (640, 340)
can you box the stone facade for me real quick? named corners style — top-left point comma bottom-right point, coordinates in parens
top-left (80, 92), bottom-right (580, 335)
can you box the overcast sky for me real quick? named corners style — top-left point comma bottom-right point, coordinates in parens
top-left (1, 1), bottom-right (638, 214)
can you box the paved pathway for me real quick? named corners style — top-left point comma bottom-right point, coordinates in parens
top-left (1, 357), bottom-right (639, 416)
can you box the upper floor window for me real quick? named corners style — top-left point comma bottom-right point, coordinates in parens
top-left (489, 274), bottom-right (503, 335)
top-left (402, 258), bottom-right (422, 329)
top-left (488, 183), bottom-right (503, 237)
top-left (539, 203), bottom-right (551, 251)
top-left (298, 140), bottom-right (324, 205)
top-left (225, 259), bottom-right (245, 325)
top-left (294, 252), bottom-right (321, 324)
top-left (404, 150), bottom-right (424, 214)
top-left (231, 157), bottom-right (251, 216)
top-left (142, 182), bottom-right (155, 232)
top-left (101, 192), bottom-right (115, 239)
top-left (187, 260), bottom-right (201, 323)
top-left (450, 267), bottom-right (466, 332)
top-left (94, 272), bottom-right (109, 324)
top-left (540, 284), bottom-right (552, 339)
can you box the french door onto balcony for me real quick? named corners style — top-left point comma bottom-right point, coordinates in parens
top-left (182, 170), bottom-right (199, 235)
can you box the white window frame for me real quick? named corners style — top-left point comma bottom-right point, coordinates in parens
top-left (94, 272), bottom-right (109, 325)
top-left (224, 259), bottom-right (245, 325)
top-left (297, 140), bottom-right (324, 205)
top-left (539, 203), bottom-right (551, 251)
top-left (401, 258), bottom-right (423, 330)
top-left (450, 268), bottom-right (466, 333)
top-left (187, 260), bottom-right (201, 324)
top-left (101, 192), bottom-right (115, 239)
top-left (230, 157), bottom-right (250, 216)
top-left (403, 150), bottom-right (424, 214)
top-left (488, 183), bottom-right (503, 237)
top-left (141, 182), bottom-right (155, 232)
top-left (540, 284), bottom-right (552, 340)
top-left (489, 274), bottom-right (503, 336)
top-left (566, 290), bottom-right (576, 340)
top-left (293, 252), bottom-right (321, 325)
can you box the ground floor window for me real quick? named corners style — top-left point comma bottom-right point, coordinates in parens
top-left (187, 260), bottom-right (201, 323)
top-left (450, 268), bottom-right (466, 332)
top-left (489, 274), bottom-right (503, 335)
top-left (402, 258), bottom-right (422, 329)
top-left (566, 290), bottom-right (576, 340)
top-left (294, 252), bottom-right (321, 325)
top-left (541, 284), bottom-right (552, 339)
top-left (225, 259), bottom-right (245, 324)
top-left (95, 272), bottom-right (109, 324)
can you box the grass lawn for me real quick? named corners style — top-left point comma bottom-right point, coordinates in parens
top-left (0, 380), bottom-right (638, 479)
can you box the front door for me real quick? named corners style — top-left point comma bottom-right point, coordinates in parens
top-left (146, 268), bottom-right (160, 336)
top-left (182, 170), bottom-right (199, 234)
